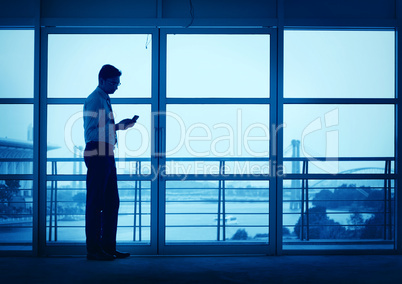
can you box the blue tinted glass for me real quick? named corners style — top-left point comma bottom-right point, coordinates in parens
top-left (284, 30), bottom-right (395, 98)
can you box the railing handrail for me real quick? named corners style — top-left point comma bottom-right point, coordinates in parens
top-left (1, 156), bottom-right (394, 162)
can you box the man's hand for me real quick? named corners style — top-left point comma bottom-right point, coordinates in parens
top-left (116, 118), bottom-right (135, 131)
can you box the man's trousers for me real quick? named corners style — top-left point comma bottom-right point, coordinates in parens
top-left (84, 142), bottom-right (119, 254)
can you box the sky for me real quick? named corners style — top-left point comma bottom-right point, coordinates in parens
top-left (0, 29), bottom-right (396, 174)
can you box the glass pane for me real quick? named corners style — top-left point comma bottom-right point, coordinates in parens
top-left (48, 34), bottom-right (152, 98)
top-left (166, 104), bottom-right (269, 175)
top-left (283, 179), bottom-right (395, 244)
top-left (47, 104), bottom-right (151, 175)
top-left (0, 180), bottom-right (33, 245)
top-left (0, 105), bottom-right (34, 175)
top-left (167, 34), bottom-right (270, 98)
top-left (112, 104), bottom-right (152, 163)
top-left (118, 181), bottom-right (151, 243)
top-left (283, 105), bottom-right (394, 174)
top-left (0, 30), bottom-right (34, 98)
top-left (284, 30), bottom-right (395, 98)
top-left (165, 180), bottom-right (269, 243)
top-left (0, 104), bottom-right (33, 248)
top-left (46, 180), bottom-right (151, 243)
top-left (46, 181), bottom-right (86, 242)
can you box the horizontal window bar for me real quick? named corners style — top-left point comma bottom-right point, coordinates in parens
top-left (282, 98), bottom-right (397, 104)
top-left (283, 174), bottom-right (395, 179)
top-left (46, 98), bottom-right (154, 104)
top-left (0, 98), bottom-right (34, 104)
top-left (165, 98), bottom-right (271, 104)
top-left (0, 175), bottom-right (33, 180)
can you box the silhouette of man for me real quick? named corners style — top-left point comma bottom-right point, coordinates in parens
top-left (83, 64), bottom-right (136, 260)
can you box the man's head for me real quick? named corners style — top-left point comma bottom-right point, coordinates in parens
top-left (98, 64), bottom-right (122, 94)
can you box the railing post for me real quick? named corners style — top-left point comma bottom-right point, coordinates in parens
top-left (139, 161), bottom-right (142, 242)
top-left (217, 161), bottom-right (223, 241)
top-left (384, 160), bottom-right (388, 240)
top-left (222, 161), bottom-right (226, 241)
top-left (49, 161), bottom-right (54, 242)
top-left (48, 160), bottom-right (58, 242)
top-left (54, 162), bottom-right (58, 242)
top-left (305, 162), bottom-right (309, 241)
top-left (384, 160), bottom-right (393, 241)
top-left (387, 167), bottom-right (392, 240)
top-left (133, 161), bottom-right (139, 241)
top-left (300, 160), bottom-right (306, 241)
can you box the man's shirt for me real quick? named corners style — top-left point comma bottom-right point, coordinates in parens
top-left (83, 87), bottom-right (116, 145)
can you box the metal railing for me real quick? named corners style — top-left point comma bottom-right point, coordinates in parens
top-left (283, 157), bottom-right (395, 243)
top-left (0, 156), bottom-right (396, 245)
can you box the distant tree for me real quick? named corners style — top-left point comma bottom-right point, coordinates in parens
top-left (366, 189), bottom-right (384, 203)
top-left (294, 206), bottom-right (347, 239)
top-left (313, 184), bottom-right (379, 210)
top-left (0, 180), bottom-right (20, 203)
top-left (231, 229), bottom-right (248, 240)
top-left (254, 233), bottom-right (269, 239)
top-left (311, 182), bottom-right (393, 240)
top-left (360, 213), bottom-right (387, 239)
top-left (312, 189), bottom-right (333, 208)
top-left (348, 212), bottom-right (365, 238)
top-left (72, 192), bottom-right (86, 204)
top-left (0, 180), bottom-right (21, 216)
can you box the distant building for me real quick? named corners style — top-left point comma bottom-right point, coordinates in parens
top-left (0, 126), bottom-right (59, 196)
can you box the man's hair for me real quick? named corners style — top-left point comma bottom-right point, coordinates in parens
top-left (98, 64), bottom-right (122, 81)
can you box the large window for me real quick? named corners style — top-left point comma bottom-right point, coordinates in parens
top-left (0, 29), bottom-right (35, 250)
top-left (45, 32), bottom-right (153, 246)
top-left (162, 32), bottom-right (272, 252)
top-left (282, 30), bottom-right (396, 250)
top-left (1, 27), bottom-right (397, 255)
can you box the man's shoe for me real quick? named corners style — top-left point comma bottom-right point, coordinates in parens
top-left (87, 251), bottom-right (116, 261)
top-left (112, 250), bottom-right (130, 259)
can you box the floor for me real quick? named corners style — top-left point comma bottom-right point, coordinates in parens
top-left (1, 254), bottom-right (402, 283)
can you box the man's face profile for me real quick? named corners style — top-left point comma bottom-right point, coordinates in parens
top-left (100, 76), bottom-right (121, 94)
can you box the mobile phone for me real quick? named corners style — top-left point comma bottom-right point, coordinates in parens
top-left (132, 115), bottom-right (139, 122)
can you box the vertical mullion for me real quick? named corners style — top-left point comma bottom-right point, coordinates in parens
top-left (157, 28), bottom-right (167, 254)
top-left (397, 38), bottom-right (402, 251)
top-left (275, 0), bottom-right (285, 254)
top-left (32, 0), bottom-right (41, 255)
top-left (396, 0), bottom-right (402, 254)
top-left (149, 28), bottom-right (161, 255)
top-left (269, 26), bottom-right (279, 256)
top-left (38, 27), bottom-right (48, 256)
